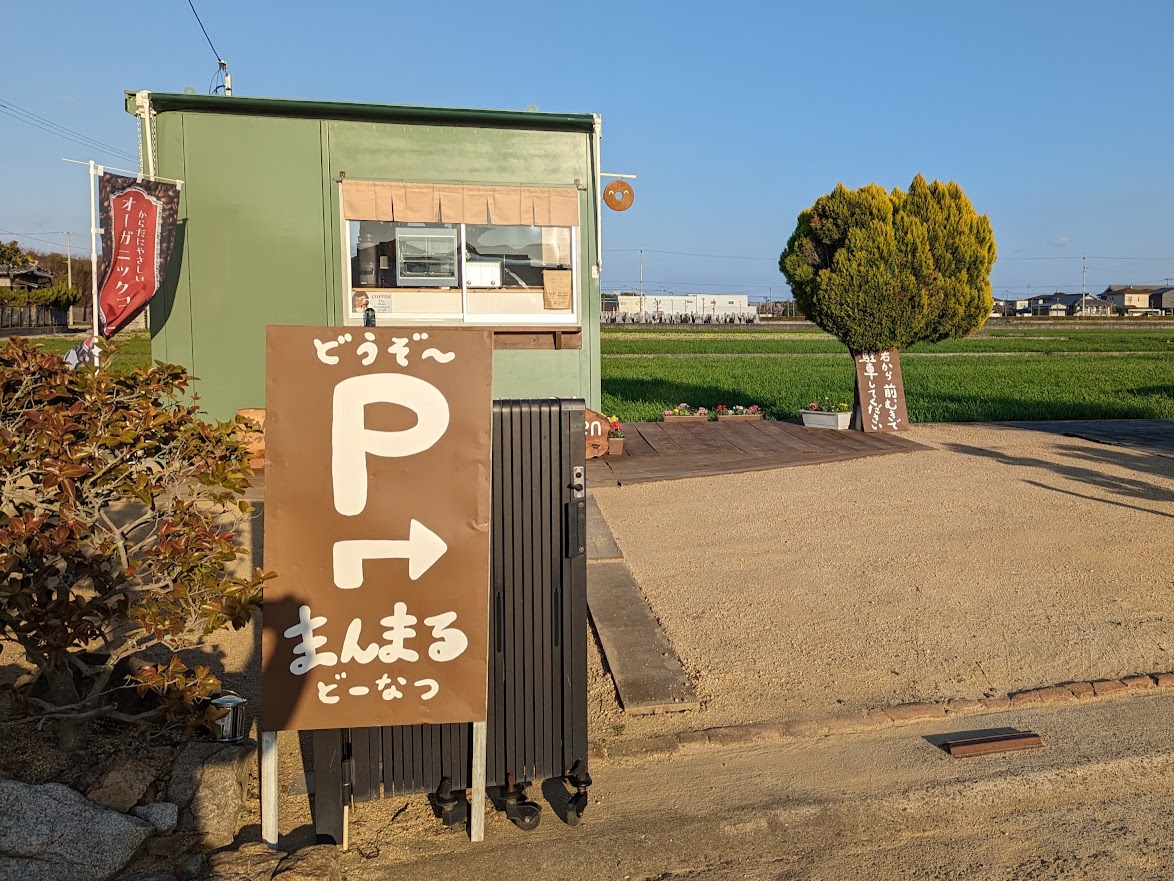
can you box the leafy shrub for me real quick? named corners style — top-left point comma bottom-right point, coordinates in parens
top-left (0, 337), bottom-right (270, 750)
top-left (0, 284), bottom-right (84, 309)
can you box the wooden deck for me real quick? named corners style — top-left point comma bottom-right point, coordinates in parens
top-left (588, 419), bottom-right (931, 485)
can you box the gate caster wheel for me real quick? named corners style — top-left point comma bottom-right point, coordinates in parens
top-left (440, 799), bottom-right (468, 830)
top-left (435, 778), bottom-right (468, 831)
top-left (565, 789), bottom-right (588, 826)
top-left (502, 776), bottom-right (542, 832)
top-left (507, 801), bottom-right (542, 831)
top-left (562, 760), bottom-right (591, 827)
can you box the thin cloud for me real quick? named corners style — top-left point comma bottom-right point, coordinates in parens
top-left (1048, 236), bottom-right (1070, 247)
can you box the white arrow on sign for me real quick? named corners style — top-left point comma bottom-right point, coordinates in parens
top-left (332, 520), bottom-right (449, 589)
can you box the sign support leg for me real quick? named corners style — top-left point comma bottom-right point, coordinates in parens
top-left (470, 720), bottom-right (487, 842)
top-left (260, 730), bottom-right (279, 849)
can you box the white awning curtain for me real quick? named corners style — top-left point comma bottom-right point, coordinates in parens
top-left (342, 181), bottom-right (580, 227)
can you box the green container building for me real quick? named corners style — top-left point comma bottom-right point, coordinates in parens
top-left (126, 91), bottom-right (603, 420)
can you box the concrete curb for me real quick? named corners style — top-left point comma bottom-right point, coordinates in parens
top-left (589, 671), bottom-right (1174, 761)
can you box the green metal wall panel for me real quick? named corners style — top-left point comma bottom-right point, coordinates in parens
top-left (154, 113), bottom-right (330, 419)
top-left (491, 350), bottom-right (587, 400)
top-left (327, 121), bottom-right (587, 185)
top-left (150, 102), bottom-right (602, 418)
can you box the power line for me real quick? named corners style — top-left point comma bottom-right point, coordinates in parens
top-left (605, 246), bottom-right (1174, 264)
top-left (208, 65), bottom-right (228, 96)
top-left (0, 100), bottom-right (136, 162)
top-left (187, 0), bottom-right (224, 63)
top-left (605, 278), bottom-right (775, 290)
top-left (643, 248), bottom-right (775, 261)
top-left (0, 228), bottom-right (76, 250)
top-left (0, 100), bottom-right (130, 155)
top-left (603, 247), bottom-right (775, 261)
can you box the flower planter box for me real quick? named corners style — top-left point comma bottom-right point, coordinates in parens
top-left (607, 437), bottom-right (625, 456)
top-left (716, 413), bottom-right (763, 422)
top-left (800, 410), bottom-right (851, 430)
top-left (662, 414), bottom-right (709, 423)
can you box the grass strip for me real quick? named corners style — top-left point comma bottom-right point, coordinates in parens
top-left (602, 329), bottom-right (1174, 356)
top-left (601, 353), bottom-right (1174, 423)
top-left (15, 332), bottom-right (153, 374)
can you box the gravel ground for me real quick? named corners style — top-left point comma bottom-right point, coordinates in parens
top-left (6, 422), bottom-right (1172, 816)
top-left (590, 423), bottom-right (1174, 740)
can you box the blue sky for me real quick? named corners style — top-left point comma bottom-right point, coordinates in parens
top-left (3, 1), bottom-right (1173, 301)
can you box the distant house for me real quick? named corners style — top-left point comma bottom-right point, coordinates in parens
top-left (0, 264), bottom-right (52, 290)
top-left (1101, 284), bottom-right (1164, 315)
top-left (1027, 294), bottom-right (1070, 316)
top-left (1147, 286), bottom-right (1174, 315)
top-left (993, 297), bottom-right (1029, 317)
top-left (1026, 292), bottom-right (1113, 316)
top-left (1064, 293), bottom-right (1115, 316)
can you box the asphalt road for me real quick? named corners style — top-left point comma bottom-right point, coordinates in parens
top-left (342, 691), bottom-right (1174, 880)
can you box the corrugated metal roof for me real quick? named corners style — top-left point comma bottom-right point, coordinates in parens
top-left (130, 92), bottom-right (599, 132)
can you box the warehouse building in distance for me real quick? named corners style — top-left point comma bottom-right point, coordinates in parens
top-left (604, 292), bottom-right (757, 323)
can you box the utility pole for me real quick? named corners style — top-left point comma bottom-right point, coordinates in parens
top-left (66, 231), bottom-right (72, 289)
top-left (638, 247), bottom-right (643, 297)
top-left (1081, 253), bottom-right (1086, 318)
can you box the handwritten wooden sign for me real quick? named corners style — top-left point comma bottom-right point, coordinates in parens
top-left (854, 349), bottom-right (909, 432)
top-left (261, 326), bottom-right (493, 731)
top-left (584, 407), bottom-right (609, 459)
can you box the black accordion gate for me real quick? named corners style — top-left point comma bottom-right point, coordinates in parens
top-left (312, 398), bottom-right (590, 839)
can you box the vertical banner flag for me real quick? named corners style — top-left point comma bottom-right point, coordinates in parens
top-left (96, 173), bottom-right (180, 336)
top-left (261, 326), bottom-right (494, 732)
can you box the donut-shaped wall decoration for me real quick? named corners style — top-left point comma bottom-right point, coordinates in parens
top-left (603, 180), bottom-right (634, 211)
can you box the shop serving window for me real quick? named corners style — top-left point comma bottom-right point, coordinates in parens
top-left (342, 181), bottom-right (580, 326)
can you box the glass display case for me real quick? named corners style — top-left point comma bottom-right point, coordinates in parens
top-left (394, 226), bottom-right (458, 287)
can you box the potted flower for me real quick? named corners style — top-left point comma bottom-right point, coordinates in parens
top-left (607, 416), bottom-right (625, 456)
top-left (662, 404), bottom-right (709, 423)
top-left (716, 404), bottom-right (763, 422)
top-left (799, 397), bottom-right (852, 430)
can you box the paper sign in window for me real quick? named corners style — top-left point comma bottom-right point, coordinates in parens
top-left (541, 228), bottom-right (571, 266)
top-left (542, 270), bottom-right (573, 311)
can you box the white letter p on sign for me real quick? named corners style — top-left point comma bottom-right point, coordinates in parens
top-left (332, 373), bottom-right (450, 516)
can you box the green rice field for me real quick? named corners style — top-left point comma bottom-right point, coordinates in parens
top-left (601, 326), bottom-right (1174, 423)
top-left (602, 328), bottom-right (1174, 355)
top-left (11, 326), bottom-right (1174, 424)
